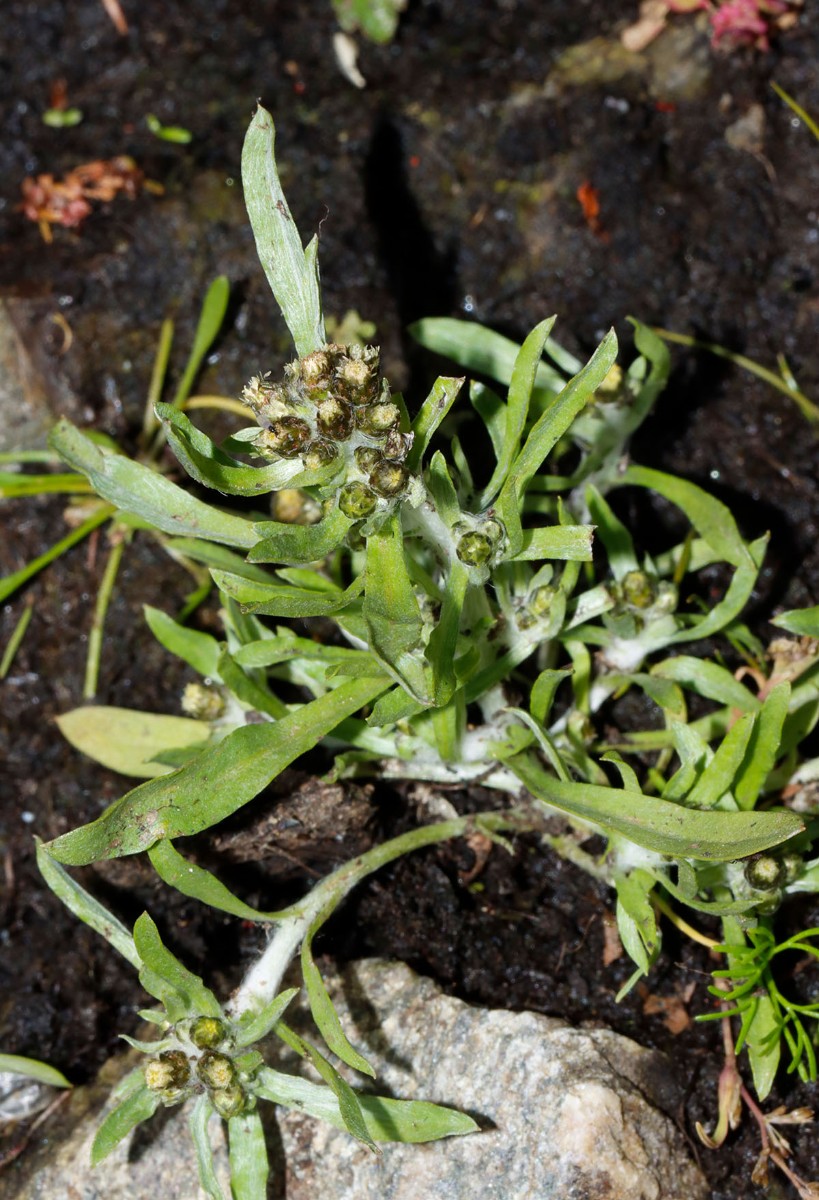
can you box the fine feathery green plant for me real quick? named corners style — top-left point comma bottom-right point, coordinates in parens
top-left (30, 105), bottom-right (819, 1193)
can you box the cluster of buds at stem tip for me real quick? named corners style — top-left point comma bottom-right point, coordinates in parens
top-left (242, 342), bottom-right (420, 524)
top-left (143, 1015), bottom-right (258, 1119)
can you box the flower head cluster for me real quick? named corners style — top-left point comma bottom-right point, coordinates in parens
top-left (144, 1016), bottom-right (260, 1120)
top-left (242, 342), bottom-right (419, 523)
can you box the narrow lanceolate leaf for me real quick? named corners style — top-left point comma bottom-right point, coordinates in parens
top-left (46, 674), bottom-right (389, 863)
top-left (364, 516), bottom-right (427, 700)
top-left (35, 839), bottom-right (140, 967)
top-left (507, 752), bottom-right (804, 861)
top-left (91, 1086), bottom-right (159, 1165)
top-left (213, 568), bottom-right (362, 618)
top-left (515, 524), bottom-right (594, 562)
top-left (734, 682), bottom-right (790, 811)
top-left (249, 506), bottom-right (354, 565)
top-left (228, 1112), bottom-right (270, 1200)
top-left (481, 316), bottom-right (557, 505)
top-left (409, 317), bottom-right (569, 396)
top-left (242, 105), bottom-right (325, 357)
top-left (0, 1054), bottom-right (72, 1090)
top-left (773, 604), bottom-right (819, 638)
top-left (49, 420), bottom-right (257, 549)
top-left (55, 706), bottom-right (210, 779)
top-left (189, 1095), bottom-right (228, 1200)
top-left (746, 995), bottom-right (781, 1102)
top-left (407, 376), bottom-right (464, 471)
top-left (148, 840), bottom-right (289, 923)
top-left (143, 605), bottom-right (222, 679)
top-left (256, 1066), bottom-right (479, 1142)
top-left (302, 921), bottom-right (375, 1077)
top-left (233, 988), bottom-right (299, 1049)
top-left (276, 1023), bottom-right (376, 1150)
top-left (133, 913), bottom-right (222, 1020)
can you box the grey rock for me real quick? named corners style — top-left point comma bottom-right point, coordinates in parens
top-left (276, 960), bottom-right (707, 1200)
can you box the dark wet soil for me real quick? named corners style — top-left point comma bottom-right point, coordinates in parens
top-left (2, 1), bottom-right (819, 1196)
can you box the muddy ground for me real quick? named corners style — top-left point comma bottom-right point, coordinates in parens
top-left (1, 1), bottom-right (819, 1195)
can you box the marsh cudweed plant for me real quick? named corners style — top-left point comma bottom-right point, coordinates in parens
top-left (33, 106), bottom-right (819, 1195)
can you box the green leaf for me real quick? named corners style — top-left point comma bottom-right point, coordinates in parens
top-left (332, 0), bottom-right (407, 42)
top-left (364, 516), bottom-right (427, 701)
top-left (670, 536), bottom-right (767, 645)
top-left (0, 1053), bottom-right (72, 1089)
top-left (426, 450), bottom-right (461, 527)
top-left (91, 1085), bottom-right (159, 1165)
top-left (255, 1066), bottom-right (478, 1142)
top-left (249, 506), bottom-right (354, 565)
top-left (615, 869), bottom-right (659, 974)
top-left (773, 605), bottom-right (819, 637)
top-left (55, 706), bottom-right (210, 779)
top-left (49, 420), bottom-right (257, 548)
top-left (276, 1023), bottom-right (376, 1150)
top-left (133, 913), bottom-right (222, 1020)
top-left (746, 994), bottom-right (781, 1101)
top-left (233, 989), bottom-right (299, 1048)
top-left (481, 316), bottom-right (556, 504)
top-left (652, 657), bottom-right (760, 712)
top-left (530, 668), bottom-right (572, 725)
top-left (242, 105), bottom-right (324, 357)
top-left (213, 568), bottom-right (362, 618)
top-left (506, 751), bottom-right (804, 861)
top-left (158, 404), bottom-right (307, 495)
top-left (168, 277), bottom-right (231, 412)
top-left (497, 330), bottom-right (619, 549)
top-left (734, 683), bottom-right (790, 810)
top-left (406, 376), bottom-right (464, 470)
top-left (409, 317), bottom-right (570, 396)
top-left (228, 1111), bottom-right (269, 1200)
top-left (216, 647), bottom-right (288, 718)
top-left (686, 713), bottom-right (756, 809)
top-left (147, 840), bottom-right (287, 922)
top-left (46, 674), bottom-right (389, 863)
top-left (189, 1095), bottom-right (228, 1200)
top-left (617, 465), bottom-right (752, 569)
top-left (143, 605), bottom-right (222, 679)
top-left (515, 524), bottom-right (594, 562)
top-left (234, 633), bottom-right (368, 671)
top-left (426, 559), bottom-right (469, 705)
top-left (302, 923), bottom-right (375, 1077)
top-left (35, 839), bottom-right (140, 967)
top-left (585, 485), bottom-right (637, 580)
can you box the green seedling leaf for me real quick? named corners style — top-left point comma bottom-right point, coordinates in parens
top-left (133, 913), bottom-right (222, 1020)
top-left (481, 316), bottom-right (557, 504)
top-left (233, 989), bottom-right (299, 1049)
top-left (0, 1053), bottom-right (72, 1089)
top-left (773, 605), bottom-right (819, 638)
top-left (148, 840), bottom-right (289, 923)
top-left (734, 683), bottom-right (790, 810)
top-left (35, 839), bottom-right (140, 967)
top-left (55, 706), bottom-right (210, 779)
top-left (256, 1066), bottom-right (478, 1142)
top-left (47, 674), bottom-right (389, 863)
top-left (506, 752), bottom-right (804, 860)
top-left (302, 923), bottom-right (375, 1077)
top-left (145, 113), bottom-right (193, 144)
top-left (276, 1023), bottom-right (376, 1150)
top-left (333, 0), bottom-right (408, 42)
top-left (652, 657), bottom-right (760, 712)
top-left (242, 105), bottom-right (324, 357)
top-left (409, 317), bottom-right (570, 395)
top-left (407, 376), bottom-right (464, 470)
top-left (189, 1095), bottom-right (228, 1200)
top-left (228, 1111), bottom-right (269, 1200)
top-left (91, 1085), bottom-right (159, 1165)
top-left (49, 420), bottom-right (257, 548)
top-left (515, 524), bottom-right (594, 562)
top-left (249, 506), bottom-right (354, 565)
top-left (144, 605), bottom-right (222, 678)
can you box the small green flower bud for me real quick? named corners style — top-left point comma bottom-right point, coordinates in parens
top-left (780, 853), bottom-right (803, 885)
top-left (145, 1050), bottom-right (190, 1092)
top-left (355, 446), bottom-right (382, 474)
top-left (302, 440), bottom-right (339, 470)
top-left (620, 570), bottom-right (656, 610)
top-left (260, 416), bottom-right (312, 458)
top-left (181, 683), bottom-right (225, 721)
top-left (190, 1016), bottom-right (229, 1050)
top-left (197, 1051), bottom-right (237, 1091)
top-left (745, 855), bottom-right (785, 891)
top-left (755, 888), bottom-right (784, 916)
top-left (529, 586), bottom-right (555, 617)
top-left (339, 482), bottom-right (378, 520)
top-left (369, 460), bottom-right (409, 498)
top-left (316, 396), bottom-right (354, 440)
top-left (457, 532), bottom-right (494, 567)
top-left (357, 402), bottom-right (401, 435)
top-left (211, 1084), bottom-right (247, 1119)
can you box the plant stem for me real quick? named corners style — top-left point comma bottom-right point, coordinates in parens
top-left (83, 524), bottom-right (132, 699)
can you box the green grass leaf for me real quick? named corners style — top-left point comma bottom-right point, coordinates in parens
top-left (46, 674), bottom-right (389, 863)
